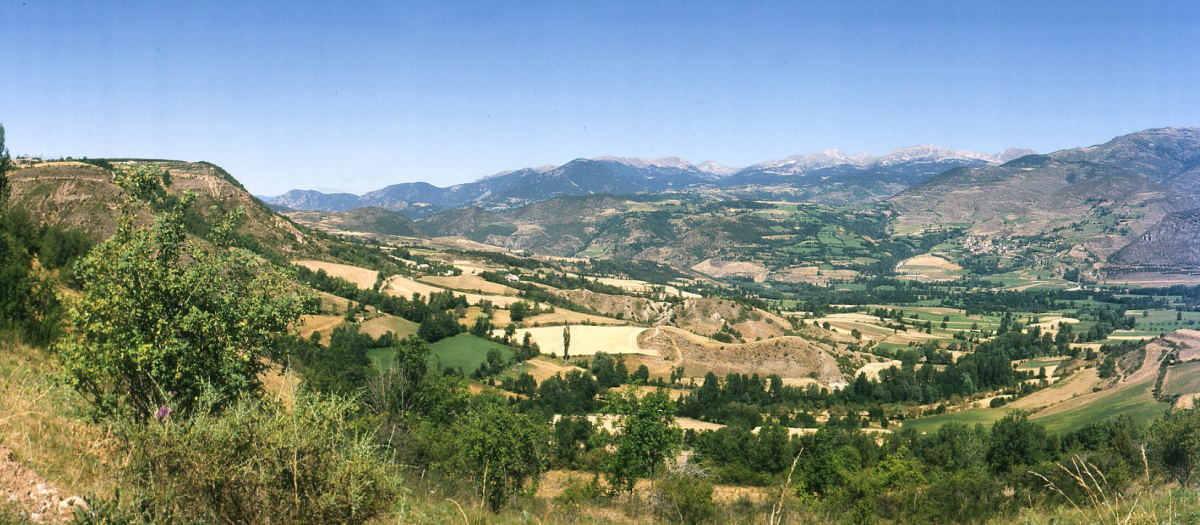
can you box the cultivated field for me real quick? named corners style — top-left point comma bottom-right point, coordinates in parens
top-left (384, 275), bottom-right (522, 307)
top-left (294, 260), bottom-right (379, 289)
top-left (895, 253), bottom-right (963, 281)
top-left (297, 314), bottom-right (345, 344)
top-left (358, 314), bottom-right (418, 339)
top-left (420, 273), bottom-right (518, 296)
top-left (430, 334), bottom-right (513, 373)
top-left (1162, 361), bottom-right (1200, 399)
top-left (499, 326), bottom-right (653, 357)
top-left (513, 357), bottom-right (585, 382)
top-left (855, 359), bottom-right (902, 381)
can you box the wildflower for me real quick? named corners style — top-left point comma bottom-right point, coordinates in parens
top-left (155, 406), bottom-right (172, 420)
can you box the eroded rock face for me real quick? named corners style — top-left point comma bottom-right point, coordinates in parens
top-left (0, 448), bottom-right (88, 523)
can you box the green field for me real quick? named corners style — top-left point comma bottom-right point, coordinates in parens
top-left (900, 408), bottom-right (1008, 435)
top-left (901, 381), bottom-right (1169, 436)
top-left (367, 334), bottom-right (514, 373)
top-left (1164, 361), bottom-right (1200, 397)
top-left (428, 334), bottom-right (513, 374)
top-left (1034, 381), bottom-right (1167, 434)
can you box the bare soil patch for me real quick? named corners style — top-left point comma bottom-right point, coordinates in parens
top-left (1168, 329), bottom-right (1200, 361)
top-left (638, 327), bottom-right (845, 385)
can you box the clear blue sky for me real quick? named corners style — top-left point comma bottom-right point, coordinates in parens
top-left (4, 1), bottom-right (1198, 195)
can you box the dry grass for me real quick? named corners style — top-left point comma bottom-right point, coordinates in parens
top-left (1009, 368), bottom-right (1102, 410)
top-left (638, 327), bottom-right (846, 385)
top-left (516, 357), bottom-right (586, 382)
top-left (1022, 453), bottom-right (1200, 525)
top-left (0, 337), bottom-right (112, 498)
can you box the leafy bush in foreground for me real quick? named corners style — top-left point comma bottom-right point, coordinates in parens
top-left (99, 393), bottom-right (399, 525)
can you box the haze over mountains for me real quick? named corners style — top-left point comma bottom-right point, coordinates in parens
top-left (266, 144), bottom-right (1036, 215)
top-left (269, 127), bottom-right (1200, 276)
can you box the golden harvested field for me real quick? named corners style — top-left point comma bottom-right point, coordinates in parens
top-left (855, 360), bottom-right (902, 381)
top-left (297, 314), bottom-right (345, 344)
top-left (420, 273), bottom-right (518, 295)
top-left (382, 274), bottom-right (444, 297)
top-left (676, 417), bottom-right (725, 431)
top-left (384, 275), bottom-right (522, 307)
top-left (524, 309), bottom-right (627, 326)
top-left (358, 314), bottom-right (419, 339)
top-left (1008, 368), bottom-right (1102, 410)
top-left (517, 357), bottom-right (585, 382)
top-left (293, 260), bottom-right (379, 289)
top-left (896, 253), bottom-right (962, 281)
top-left (498, 326), bottom-right (653, 357)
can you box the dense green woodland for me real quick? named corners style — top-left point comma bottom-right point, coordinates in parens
top-left (1, 127), bottom-right (1199, 524)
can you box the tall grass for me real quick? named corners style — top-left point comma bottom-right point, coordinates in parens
top-left (0, 335), bottom-right (111, 496)
top-left (80, 392), bottom-right (401, 525)
top-left (1027, 452), bottom-right (1199, 525)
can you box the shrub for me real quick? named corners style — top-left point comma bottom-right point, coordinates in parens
top-left (107, 393), bottom-right (399, 525)
top-left (56, 193), bottom-right (306, 418)
top-left (454, 396), bottom-right (550, 511)
top-left (656, 474), bottom-right (716, 525)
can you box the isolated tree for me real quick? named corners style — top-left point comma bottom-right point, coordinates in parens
top-left (1147, 407), bottom-right (1200, 485)
top-left (509, 301), bottom-right (529, 322)
top-left (605, 386), bottom-right (681, 496)
top-left (56, 166), bottom-right (307, 418)
top-left (455, 396), bottom-right (549, 511)
top-left (563, 324), bottom-right (571, 361)
top-left (0, 124), bottom-right (9, 200)
top-left (987, 411), bottom-right (1055, 473)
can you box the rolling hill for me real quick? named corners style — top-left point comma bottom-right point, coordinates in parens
top-left (6, 160), bottom-right (322, 258)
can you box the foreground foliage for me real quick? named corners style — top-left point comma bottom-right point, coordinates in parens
top-left (56, 170), bottom-right (307, 418)
top-left (78, 393), bottom-right (399, 525)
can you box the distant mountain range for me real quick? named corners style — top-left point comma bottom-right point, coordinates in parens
top-left (892, 127), bottom-right (1200, 269)
top-left (267, 144), bottom-right (1036, 215)
top-left (279, 127), bottom-right (1200, 275)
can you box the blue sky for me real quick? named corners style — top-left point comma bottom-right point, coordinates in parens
top-left (3, 1), bottom-right (1198, 195)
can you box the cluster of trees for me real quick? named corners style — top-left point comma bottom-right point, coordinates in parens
top-left (296, 264), bottom-right (469, 325)
top-left (0, 126), bottom-right (94, 345)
